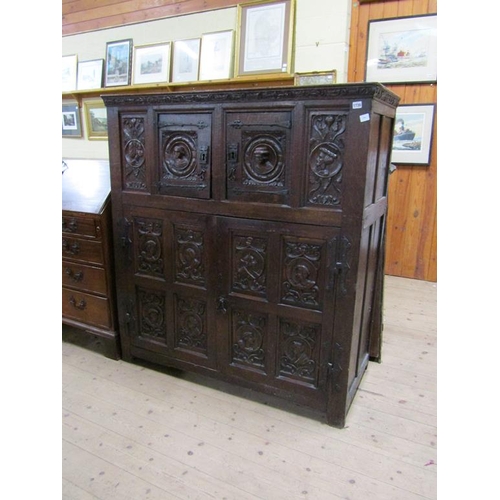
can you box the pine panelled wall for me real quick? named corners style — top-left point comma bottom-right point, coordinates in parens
top-left (62, 0), bottom-right (437, 282)
top-left (348, 0), bottom-right (437, 282)
top-left (62, 0), bottom-right (242, 35)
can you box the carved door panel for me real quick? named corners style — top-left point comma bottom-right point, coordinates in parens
top-left (157, 112), bottom-right (212, 199)
top-left (225, 109), bottom-right (293, 205)
top-left (121, 207), bottom-right (217, 368)
top-left (216, 217), bottom-right (339, 405)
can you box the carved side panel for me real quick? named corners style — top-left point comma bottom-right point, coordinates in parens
top-left (121, 115), bottom-right (148, 191)
top-left (278, 319), bottom-right (321, 386)
top-left (174, 225), bottom-right (206, 288)
top-left (281, 239), bottom-right (323, 310)
top-left (231, 234), bottom-right (268, 298)
top-left (231, 309), bottom-right (267, 372)
top-left (174, 295), bottom-right (207, 356)
top-left (137, 288), bottom-right (167, 343)
top-left (306, 112), bottom-right (347, 207)
top-left (133, 217), bottom-right (164, 278)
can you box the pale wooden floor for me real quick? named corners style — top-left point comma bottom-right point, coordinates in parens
top-left (62, 275), bottom-right (437, 500)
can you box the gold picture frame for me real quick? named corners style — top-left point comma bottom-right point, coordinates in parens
top-left (83, 99), bottom-right (108, 140)
top-left (199, 30), bottom-right (234, 81)
top-left (235, 0), bottom-right (295, 77)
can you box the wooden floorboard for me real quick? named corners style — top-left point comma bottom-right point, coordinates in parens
top-left (62, 275), bottom-right (437, 499)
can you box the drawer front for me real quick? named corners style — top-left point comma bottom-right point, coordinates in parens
top-left (62, 288), bottom-right (111, 329)
top-left (62, 236), bottom-right (104, 265)
top-left (62, 215), bottom-right (100, 238)
top-left (62, 261), bottom-right (107, 295)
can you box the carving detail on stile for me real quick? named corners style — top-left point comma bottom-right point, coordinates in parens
top-left (279, 320), bottom-right (319, 385)
top-left (307, 114), bottom-right (347, 206)
top-left (175, 296), bottom-right (207, 354)
top-left (138, 289), bottom-right (166, 341)
top-left (232, 310), bottom-right (266, 370)
top-left (122, 117), bottom-right (147, 191)
top-left (233, 235), bottom-right (267, 296)
top-left (135, 218), bottom-right (164, 277)
top-left (175, 226), bottom-right (205, 287)
top-left (282, 241), bottom-right (322, 309)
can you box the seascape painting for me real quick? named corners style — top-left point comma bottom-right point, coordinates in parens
top-left (377, 29), bottom-right (430, 70)
top-left (365, 15), bottom-right (437, 83)
top-left (391, 104), bottom-right (435, 165)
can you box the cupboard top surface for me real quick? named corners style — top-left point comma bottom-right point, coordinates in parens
top-left (62, 159), bottom-right (111, 214)
top-left (102, 83), bottom-right (400, 109)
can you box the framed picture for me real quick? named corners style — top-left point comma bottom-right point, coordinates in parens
top-left (105, 39), bottom-right (133, 87)
top-left (62, 55), bottom-right (78, 92)
top-left (391, 104), bottom-right (435, 165)
top-left (294, 70), bottom-right (337, 86)
top-left (62, 101), bottom-right (82, 138)
top-left (77, 59), bottom-right (104, 90)
top-left (172, 38), bottom-right (201, 83)
top-left (83, 99), bottom-right (108, 140)
top-left (133, 42), bottom-right (171, 85)
top-left (199, 30), bottom-right (234, 81)
top-left (365, 14), bottom-right (437, 84)
top-left (236, 0), bottom-right (295, 77)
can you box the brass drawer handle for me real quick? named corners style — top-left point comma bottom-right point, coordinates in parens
top-left (69, 296), bottom-right (86, 310)
top-left (65, 267), bottom-right (84, 282)
top-left (62, 218), bottom-right (78, 233)
top-left (62, 239), bottom-right (80, 255)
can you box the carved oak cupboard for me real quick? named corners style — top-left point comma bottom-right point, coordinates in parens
top-left (103, 84), bottom-right (399, 427)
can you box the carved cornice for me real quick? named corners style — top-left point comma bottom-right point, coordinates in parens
top-left (102, 83), bottom-right (400, 108)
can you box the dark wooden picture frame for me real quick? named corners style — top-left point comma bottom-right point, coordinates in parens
top-left (105, 38), bottom-right (133, 87)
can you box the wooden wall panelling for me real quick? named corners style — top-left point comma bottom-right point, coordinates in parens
top-left (348, 0), bottom-right (437, 281)
top-left (62, 0), bottom-right (241, 35)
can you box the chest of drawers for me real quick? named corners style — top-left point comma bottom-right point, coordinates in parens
top-left (62, 159), bottom-right (119, 359)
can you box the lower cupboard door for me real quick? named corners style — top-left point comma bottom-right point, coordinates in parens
top-left (120, 207), bottom-right (217, 369)
top-left (215, 216), bottom-right (339, 408)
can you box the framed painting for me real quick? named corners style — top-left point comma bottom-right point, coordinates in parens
top-left (236, 0), bottom-right (295, 76)
top-left (199, 30), bottom-right (234, 81)
top-left (62, 101), bottom-right (82, 138)
top-left (133, 42), bottom-right (171, 85)
top-left (365, 14), bottom-right (437, 84)
top-left (83, 99), bottom-right (108, 140)
top-left (172, 38), bottom-right (201, 83)
top-left (105, 39), bottom-right (133, 87)
top-left (391, 104), bottom-right (435, 165)
top-left (62, 55), bottom-right (78, 92)
top-left (77, 59), bottom-right (104, 90)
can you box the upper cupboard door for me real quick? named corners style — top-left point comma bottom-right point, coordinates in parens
top-left (157, 112), bottom-right (212, 199)
top-left (225, 109), bottom-right (293, 205)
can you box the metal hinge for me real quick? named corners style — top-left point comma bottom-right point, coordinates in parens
top-left (327, 235), bottom-right (351, 294)
top-left (327, 342), bottom-right (343, 393)
top-left (333, 235), bottom-right (351, 296)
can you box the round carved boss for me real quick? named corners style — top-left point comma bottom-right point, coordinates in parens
top-left (139, 235), bottom-right (162, 263)
top-left (243, 135), bottom-right (284, 183)
top-left (124, 139), bottom-right (145, 168)
top-left (286, 257), bottom-right (317, 290)
top-left (235, 324), bottom-right (263, 354)
top-left (163, 135), bottom-right (196, 178)
top-left (310, 143), bottom-right (342, 179)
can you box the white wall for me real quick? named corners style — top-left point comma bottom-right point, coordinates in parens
top-left (62, 0), bottom-right (351, 159)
